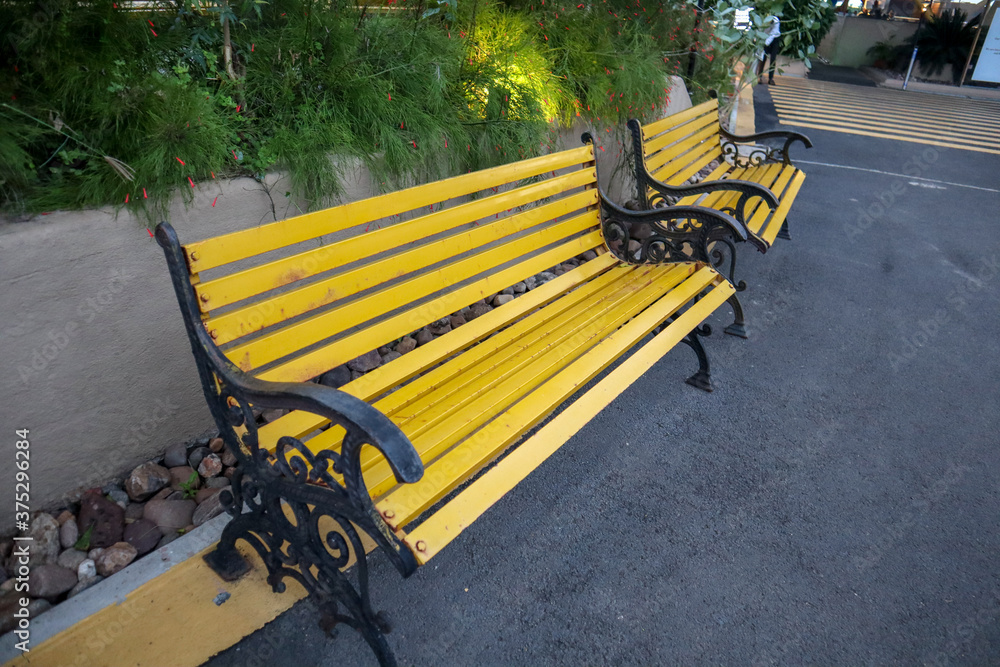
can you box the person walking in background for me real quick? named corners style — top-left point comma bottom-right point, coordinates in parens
top-left (757, 14), bottom-right (781, 85)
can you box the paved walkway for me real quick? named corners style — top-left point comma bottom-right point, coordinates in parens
top-left (206, 83), bottom-right (1000, 667)
top-left (768, 76), bottom-right (1000, 155)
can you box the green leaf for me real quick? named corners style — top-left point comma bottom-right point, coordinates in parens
top-left (74, 525), bottom-right (93, 551)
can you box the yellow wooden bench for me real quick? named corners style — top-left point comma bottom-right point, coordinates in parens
top-left (626, 98), bottom-right (812, 337)
top-left (155, 138), bottom-right (748, 666)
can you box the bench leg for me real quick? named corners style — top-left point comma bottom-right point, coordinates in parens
top-left (682, 324), bottom-right (714, 392)
top-left (776, 219), bottom-right (792, 241)
top-left (723, 293), bottom-right (749, 339)
top-left (203, 436), bottom-right (418, 667)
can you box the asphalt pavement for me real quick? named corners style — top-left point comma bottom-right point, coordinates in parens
top-left (205, 82), bottom-right (1000, 667)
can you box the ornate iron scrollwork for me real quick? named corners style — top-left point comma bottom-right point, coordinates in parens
top-left (718, 127), bottom-right (813, 168)
top-left (719, 139), bottom-right (782, 169)
top-left (156, 222), bottom-right (423, 667)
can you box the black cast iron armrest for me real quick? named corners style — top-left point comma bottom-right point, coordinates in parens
top-left (233, 374), bottom-right (425, 486)
top-left (596, 188), bottom-right (751, 282)
top-left (642, 173), bottom-right (777, 252)
top-left (718, 127), bottom-right (813, 166)
top-left (155, 221), bottom-right (423, 489)
top-left (644, 174), bottom-right (779, 209)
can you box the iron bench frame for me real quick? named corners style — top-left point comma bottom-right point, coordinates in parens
top-left (155, 137), bottom-right (751, 666)
top-left (625, 97), bottom-right (812, 337)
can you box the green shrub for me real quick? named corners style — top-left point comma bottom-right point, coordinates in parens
top-left (0, 0), bottom-right (814, 219)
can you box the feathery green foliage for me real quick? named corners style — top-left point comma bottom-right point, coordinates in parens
top-left (0, 0), bottom-right (749, 220)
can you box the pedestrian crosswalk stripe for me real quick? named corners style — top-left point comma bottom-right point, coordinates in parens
top-left (767, 77), bottom-right (1000, 155)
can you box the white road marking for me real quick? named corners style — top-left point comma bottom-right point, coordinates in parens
top-left (796, 159), bottom-right (1000, 194)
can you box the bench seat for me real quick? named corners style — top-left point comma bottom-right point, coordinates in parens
top-left (674, 160), bottom-right (807, 246)
top-left (156, 139), bottom-right (745, 666)
top-left (624, 98), bottom-right (811, 338)
top-left (628, 97), bottom-right (811, 251)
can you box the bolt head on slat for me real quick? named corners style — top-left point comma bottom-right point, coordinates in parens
top-left (416, 541), bottom-right (427, 552)
top-left (383, 510), bottom-right (395, 519)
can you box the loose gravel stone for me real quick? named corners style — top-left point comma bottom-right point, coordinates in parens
top-left (220, 447), bottom-right (237, 468)
top-left (187, 447), bottom-right (210, 471)
top-left (77, 493), bottom-right (124, 549)
top-left (95, 542), bottom-right (137, 577)
top-left (163, 442), bottom-right (189, 468)
top-left (513, 282), bottom-right (527, 294)
top-left (77, 559), bottom-right (97, 583)
top-left (493, 294), bottom-right (514, 306)
top-left (169, 466), bottom-right (200, 491)
top-left (195, 487), bottom-right (222, 504)
top-left (29, 565), bottom-right (77, 600)
top-left (319, 365), bottom-right (352, 388)
top-left (28, 513), bottom-right (61, 566)
top-left (395, 336), bottom-right (417, 354)
top-left (382, 350), bottom-right (402, 364)
top-left (143, 499), bottom-right (196, 532)
top-left (68, 575), bottom-right (103, 599)
top-left (156, 532), bottom-right (180, 549)
top-left (469, 303), bottom-right (492, 319)
top-left (198, 453), bottom-right (223, 478)
top-left (450, 314), bottom-right (467, 328)
top-left (55, 510), bottom-right (75, 526)
top-left (205, 477), bottom-right (232, 489)
top-left (535, 271), bottom-right (557, 286)
top-left (104, 485), bottom-right (129, 509)
top-left (124, 502), bottom-right (146, 523)
top-left (416, 328), bottom-right (435, 346)
top-left (57, 548), bottom-right (88, 572)
top-left (124, 463), bottom-right (171, 502)
top-left (208, 437), bottom-right (225, 453)
top-left (428, 318), bottom-right (452, 336)
top-left (192, 493), bottom-right (225, 526)
top-left (348, 350), bottom-right (382, 373)
top-left (123, 520), bottom-right (160, 557)
top-left (59, 519), bottom-right (79, 550)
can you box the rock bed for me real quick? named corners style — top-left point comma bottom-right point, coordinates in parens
top-left (0, 242), bottom-right (676, 635)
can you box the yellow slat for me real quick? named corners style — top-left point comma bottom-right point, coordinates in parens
top-left (405, 270), bottom-right (734, 563)
top-left (205, 188), bottom-right (598, 343)
top-left (183, 146), bottom-right (595, 273)
top-left (645, 123), bottom-right (720, 174)
top-left (257, 230), bottom-right (604, 383)
top-left (254, 253), bottom-right (619, 451)
top-left (360, 265), bottom-right (689, 499)
top-left (739, 164), bottom-right (795, 235)
top-left (643, 111), bottom-right (719, 156)
top-left (386, 266), bottom-right (666, 434)
top-left (195, 170), bottom-right (597, 315)
top-left (379, 265), bottom-right (729, 529)
top-left (759, 170), bottom-right (806, 245)
top-left (642, 99), bottom-right (718, 137)
top-left (227, 213), bottom-right (600, 372)
top-left (376, 265), bottom-right (638, 421)
top-left (698, 162), bottom-right (783, 218)
top-left (659, 146), bottom-right (722, 186)
top-left (306, 266), bottom-right (669, 490)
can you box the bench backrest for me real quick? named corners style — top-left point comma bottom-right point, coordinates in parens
top-left (177, 146), bottom-right (603, 385)
top-left (634, 99), bottom-right (722, 187)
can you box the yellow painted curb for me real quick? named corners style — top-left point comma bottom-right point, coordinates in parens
top-left (3, 542), bottom-right (304, 667)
